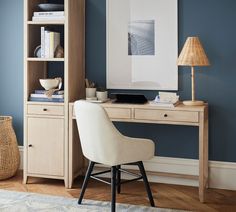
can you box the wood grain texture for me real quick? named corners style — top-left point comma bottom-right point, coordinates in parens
top-left (105, 107), bottom-right (132, 119)
top-left (1, 171), bottom-right (236, 212)
top-left (27, 117), bottom-right (64, 176)
top-left (67, 0), bottom-right (85, 102)
top-left (199, 109), bottom-right (209, 202)
top-left (68, 104), bottom-right (84, 188)
top-left (27, 104), bottom-right (64, 116)
top-left (24, 0), bottom-right (85, 187)
top-left (69, 102), bottom-right (209, 202)
top-left (134, 108), bottom-right (199, 123)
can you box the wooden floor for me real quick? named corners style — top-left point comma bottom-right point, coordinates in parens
top-left (0, 171), bottom-right (236, 212)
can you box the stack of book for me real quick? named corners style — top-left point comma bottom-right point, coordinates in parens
top-left (29, 90), bottom-right (64, 102)
top-left (32, 11), bottom-right (65, 22)
top-left (40, 27), bottom-right (60, 58)
top-left (149, 92), bottom-right (180, 108)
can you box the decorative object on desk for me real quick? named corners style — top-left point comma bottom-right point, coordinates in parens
top-left (55, 45), bottom-right (64, 58)
top-left (158, 92), bottom-right (179, 102)
top-left (33, 45), bottom-right (41, 58)
top-left (86, 98), bottom-right (110, 103)
top-left (150, 92), bottom-right (180, 108)
top-left (177, 37), bottom-right (210, 106)
top-left (38, 3), bottom-right (64, 11)
top-left (86, 88), bottom-right (97, 99)
top-left (85, 78), bottom-right (96, 99)
top-left (107, 0), bottom-right (178, 90)
top-left (96, 87), bottom-right (108, 101)
top-left (96, 92), bottom-right (108, 101)
top-left (0, 116), bottom-right (20, 180)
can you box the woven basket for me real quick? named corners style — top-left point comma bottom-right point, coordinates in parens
top-left (0, 116), bottom-right (20, 180)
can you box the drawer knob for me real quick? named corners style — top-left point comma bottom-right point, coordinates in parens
top-left (164, 114), bottom-right (168, 117)
top-left (43, 108), bottom-right (48, 111)
top-left (28, 144), bottom-right (33, 147)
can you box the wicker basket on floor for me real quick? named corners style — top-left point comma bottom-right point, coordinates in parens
top-left (0, 116), bottom-right (20, 180)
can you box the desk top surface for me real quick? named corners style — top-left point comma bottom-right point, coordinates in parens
top-left (70, 100), bottom-right (208, 112)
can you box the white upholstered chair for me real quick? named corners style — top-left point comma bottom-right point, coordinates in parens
top-left (74, 100), bottom-right (155, 211)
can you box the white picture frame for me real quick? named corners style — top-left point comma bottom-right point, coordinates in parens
top-left (106, 0), bottom-right (178, 90)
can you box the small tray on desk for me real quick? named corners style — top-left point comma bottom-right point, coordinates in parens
top-left (86, 98), bottom-right (110, 103)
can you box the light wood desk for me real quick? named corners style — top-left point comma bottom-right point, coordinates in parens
top-left (68, 101), bottom-right (208, 203)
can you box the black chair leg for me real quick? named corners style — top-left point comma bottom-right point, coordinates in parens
top-left (137, 161), bottom-right (155, 207)
top-left (78, 161), bottom-right (95, 204)
top-left (111, 166), bottom-right (117, 212)
top-left (116, 165), bottom-right (121, 194)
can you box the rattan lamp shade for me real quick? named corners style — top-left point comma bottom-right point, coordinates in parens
top-left (177, 37), bottom-right (210, 66)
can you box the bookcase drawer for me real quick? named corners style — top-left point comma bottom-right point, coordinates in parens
top-left (104, 107), bottom-right (132, 119)
top-left (134, 109), bottom-right (199, 123)
top-left (28, 105), bottom-right (64, 116)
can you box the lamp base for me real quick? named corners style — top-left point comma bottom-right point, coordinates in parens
top-left (183, 100), bottom-right (204, 106)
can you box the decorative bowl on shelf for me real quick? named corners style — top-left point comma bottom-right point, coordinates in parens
top-left (39, 79), bottom-right (60, 90)
top-left (38, 3), bottom-right (64, 11)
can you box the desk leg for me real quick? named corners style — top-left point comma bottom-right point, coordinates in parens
top-left (199, 109), bottom-right (209, 203)
top-left (68, 105), bottom-right (74, 189)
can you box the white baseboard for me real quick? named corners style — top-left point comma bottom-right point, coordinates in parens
top-left (18, 146), bottom-right (236, 190)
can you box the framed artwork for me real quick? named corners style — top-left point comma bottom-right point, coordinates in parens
top-left (106, 0), bottom-right (178, 90)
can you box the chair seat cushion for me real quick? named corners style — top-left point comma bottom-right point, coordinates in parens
top-left (102, 137), bottom-right (155, 166)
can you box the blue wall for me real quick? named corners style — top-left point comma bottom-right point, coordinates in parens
top-left (0, 0), bottom-right (23, 145)
top-left (1, 0), bottom-right (236, 162)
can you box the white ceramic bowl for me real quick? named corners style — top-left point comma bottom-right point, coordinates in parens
top-left (39, 79), bottom-right (60, 90)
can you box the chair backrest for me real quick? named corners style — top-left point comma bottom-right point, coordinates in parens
top-left (74, 100), bottom-right (124, 165)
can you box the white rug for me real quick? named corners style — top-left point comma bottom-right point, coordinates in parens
top-left (0, 189), bottom-right (188, 212)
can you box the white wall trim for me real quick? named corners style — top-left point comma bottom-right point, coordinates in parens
top-left (18, 146), bottom-right (236, 190)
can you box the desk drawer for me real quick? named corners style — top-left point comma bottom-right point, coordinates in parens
top-left (134, 109), bottom-right (199, 123)
top-left (104, 107), bottom-right (131, 119)
top-left (28, 105), bottom-right (64, 116)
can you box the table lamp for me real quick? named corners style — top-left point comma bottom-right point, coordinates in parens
top-left (177, 37), bottom-right (210, 106)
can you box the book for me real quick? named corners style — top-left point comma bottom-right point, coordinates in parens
top-left (34, 90), bottom-right (64, 95)
top-left (29, 97), bottom-right (64, 102)
top-left (158, 92), bottom-right (179, 103)
top-left (44, 30), bottom-right (51, 58)
top-left (150, 92), bottom-right (180, 108)
top-left (30, 93), bottom-right (64, 99)
top-left (41, 27), bottom-right (45, 58)
top-left (44, 31), bottom-right (60, 58)
top-left (32, 16), bottom-right (65, 22)
top-left (49, 32), bottom-right (60, 58)
top-left (149, 100), bottom-right (180, 108)
top-left (33, 11), bottom-right (64, 17)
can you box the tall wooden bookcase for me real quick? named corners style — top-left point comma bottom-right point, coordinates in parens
top-left (23, 0), bottom-right (85, 187)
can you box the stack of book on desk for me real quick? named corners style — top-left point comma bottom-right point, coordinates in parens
top-left (32, 11), bottom-right (65, 22)
top-left (29, 90), bottom-right (64, 102)
top-left (149, 92), bottom-right (180, 108)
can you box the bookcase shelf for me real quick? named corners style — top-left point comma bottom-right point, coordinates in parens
top-left (27, 21), bottom-right (65, 25)
top-left (27, 57), bottom-right (65, 62)
top-left (27, 101), bottom-right (65, 106)
top-left (24, 0), bottom-right (85, 188)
